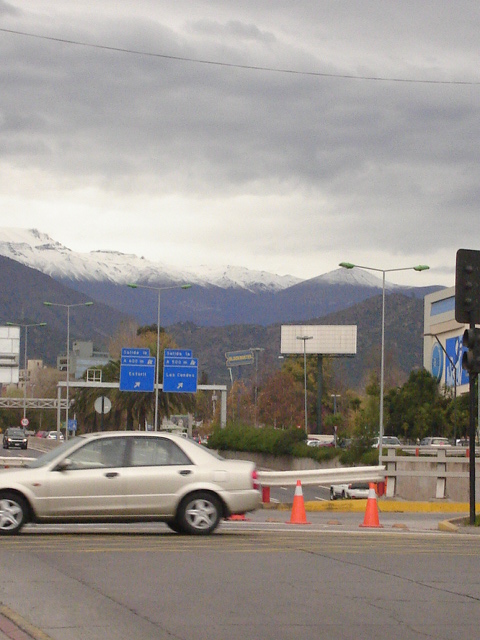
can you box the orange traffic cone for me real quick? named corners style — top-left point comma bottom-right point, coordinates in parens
top-left (360, 483), bottom-right (383, 528)
top-left (287, 480), bottom-right (311, 525)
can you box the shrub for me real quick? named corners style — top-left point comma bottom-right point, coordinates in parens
top-left (208, 423), bottom-right (306, 456)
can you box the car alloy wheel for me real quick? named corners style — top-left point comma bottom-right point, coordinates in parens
top-left (0, 492), bottom-right (27, 535)
top-left (177, 491), bottom-right (221, 535)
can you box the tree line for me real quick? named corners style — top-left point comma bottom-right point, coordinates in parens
top-left (1, 322), bottom-right (472, 443)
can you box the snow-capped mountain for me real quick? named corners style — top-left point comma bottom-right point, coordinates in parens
top-left (0, 228), bottom-right (301, 293)
top-left (310, 267), bottom-right (401, 291)
top-left (0, 227), bottom-right (440, 328)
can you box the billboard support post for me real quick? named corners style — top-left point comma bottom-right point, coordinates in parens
top-left (281, 325), bottom-right (357, 437)
top-left (316, 355), bottom-right (323, 435)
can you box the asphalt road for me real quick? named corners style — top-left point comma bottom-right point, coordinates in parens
top-left (0, 516), bottom-right (479, 640)
top-left (0, 444), bottom-right (478, 639)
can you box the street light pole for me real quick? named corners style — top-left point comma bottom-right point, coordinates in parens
top-left (44, 301), bottom-right (93, 438)
top-left (339, 262), bottom-right (429, 459)
top-left (251, 347), bottom-right (265, 427)
top-left (331, 394), bottom-right (341, 415)
top-left (297, 336), bottom-right (313, 434)
top-left (127, 283), bottom-right (191, 431)
top-left (6, 322), bottom-right (47, 422)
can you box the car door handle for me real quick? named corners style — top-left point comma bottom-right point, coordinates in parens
top-left (105, 472), bottom-right (119, 478)
top-left (178, 470), bottom-right (192, 476)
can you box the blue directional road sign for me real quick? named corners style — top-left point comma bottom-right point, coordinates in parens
top-left (163, 352), bottom-right (198, 393)
top-left (120, 348), bottom-right (156, 392)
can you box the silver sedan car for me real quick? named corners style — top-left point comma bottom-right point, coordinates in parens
top-left (0, 431), bottom-right (261, 535)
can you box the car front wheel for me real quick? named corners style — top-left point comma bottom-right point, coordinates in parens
top-left (0, 492), bottom-right (28, 535)
top-left (177, 492), bottom-right (222, 535)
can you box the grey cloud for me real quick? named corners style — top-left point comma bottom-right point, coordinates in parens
top-left (0, 1), bottom-right (479, 285)
top-left (0, 1), bottom-right (19, 17)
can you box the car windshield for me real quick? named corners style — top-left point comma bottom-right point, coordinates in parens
top-left (26, 437), bottom-right (84, 468)
top-left (7, 429), bottom-right (24, 436)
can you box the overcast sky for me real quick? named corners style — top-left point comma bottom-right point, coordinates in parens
top-left (1, 1), bottom-right (479, 287)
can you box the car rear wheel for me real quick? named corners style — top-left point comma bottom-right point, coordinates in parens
top-left (0, 492), bottom-right (28, 535)
top-left (177, 492), bottom-right (221, 535)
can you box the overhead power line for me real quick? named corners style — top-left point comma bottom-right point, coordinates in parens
top-left (1, 26), bottom-right (478, 86)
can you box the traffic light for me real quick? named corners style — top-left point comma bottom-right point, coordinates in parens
top-left (455, 249), bottom-right (480, 323)
top-left (462, 328), bottom-right (480, 374)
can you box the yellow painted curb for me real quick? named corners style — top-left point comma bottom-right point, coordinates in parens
top-left (268, 500), bottom-right (477, 514)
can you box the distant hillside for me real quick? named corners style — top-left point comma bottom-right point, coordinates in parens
top-left (168, 292), bottom-right (425, 392)
top-left (0, 255), bottom-right (132, 365)
top-left (0, 254), bottom-right (429, 391)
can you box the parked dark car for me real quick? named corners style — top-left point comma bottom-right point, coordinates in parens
top-left (3, 428), bottom-right (28, 450)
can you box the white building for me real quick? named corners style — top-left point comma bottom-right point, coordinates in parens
top-left (57, 341), bottom-right (110, 379)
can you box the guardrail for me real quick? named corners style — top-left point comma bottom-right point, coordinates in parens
top-left (257, 465), bottom-right (385, 487)
top-left (257, 465), bottom-right (386, 503)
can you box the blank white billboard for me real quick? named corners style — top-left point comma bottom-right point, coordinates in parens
top-left (281, 325), bottom-right (357, 355)
top-left (0, 326), bottom-right (20, 384)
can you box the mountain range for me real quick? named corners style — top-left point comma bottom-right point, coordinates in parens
top-left (0, 228), bottom-right (440, 327)
top-left (0, 228), bottom-right (444, 389)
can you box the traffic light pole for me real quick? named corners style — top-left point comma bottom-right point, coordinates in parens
top-left (455, 250), bottom-right (480, 526)
top-left (469, 323), bottom-right (477, 526)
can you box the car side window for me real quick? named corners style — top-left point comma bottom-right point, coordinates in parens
top-left (66, 437), bottom-right (127, 470)
top-left (130, 437), bottom-right (191, 467)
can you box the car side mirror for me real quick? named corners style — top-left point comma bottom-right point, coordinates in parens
top-left (55, 458), bottom-right (72, 472)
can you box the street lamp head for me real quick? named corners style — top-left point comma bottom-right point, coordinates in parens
top-left (339, 262), bottom-right (355, 269)
top-left (413, 265), bottom-right (430, 272)
top-left (43, 301), bottom-right (93, 308)
top-left (127, 282), bottom-right (191, 292)
top-left (6, 321), bottom-right (47, 328)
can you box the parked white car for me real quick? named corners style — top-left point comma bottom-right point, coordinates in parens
top-left (372, 436), bottom-right (401, 448)
top-left (420, 437), bottom-right (451, 447)
top-left (330, 484), bottom-right (349, 500)
top-left (330, 482), bottom-right (370, 500)
top-left (46, 431), bottom-right (64, 441)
